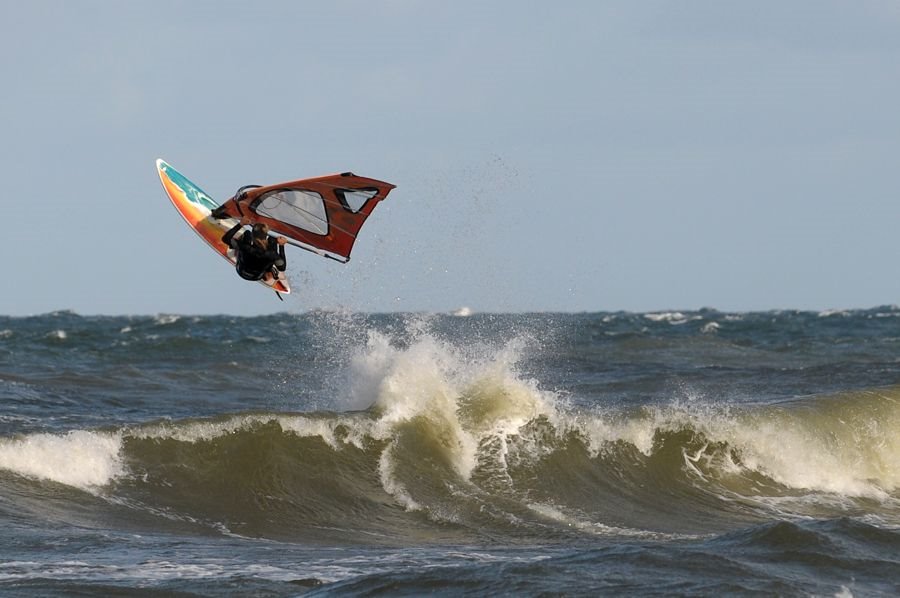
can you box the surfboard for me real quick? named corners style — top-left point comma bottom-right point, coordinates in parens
top-left (156, 159), bottom-right (290, 294)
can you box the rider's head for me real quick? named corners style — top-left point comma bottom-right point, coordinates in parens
top-left (251, 222), bottom-right (269, 239)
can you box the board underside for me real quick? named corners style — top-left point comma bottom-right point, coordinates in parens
top-left (156, 159), bottom-right (290, 294)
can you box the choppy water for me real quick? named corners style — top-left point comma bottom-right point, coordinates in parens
top-left (0, 308), bottom-right (898, 596)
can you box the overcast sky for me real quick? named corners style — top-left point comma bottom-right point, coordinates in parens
top-left (3, 1), bottom-right (899, 316)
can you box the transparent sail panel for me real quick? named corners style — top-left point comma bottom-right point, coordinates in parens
top-left (336, 188), bottom-right (377, 213)
top-left (257, 190), bottom-right (328, 235)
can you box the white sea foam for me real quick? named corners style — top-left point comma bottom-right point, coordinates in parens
top-left (644, 312), bottom-right (686, 322)
top-left (644, 312), bottom-right (703, 325)
top-left (129, 411), bottom-right (377, 455)
top-left (360, 329), bottom-right (565, 508)
top-left (0, 558), bottom-right (329, 584)
top-left (700, 321), bottom-right (720, 334)
top-left (595, 397), bottom-right (900, 500)
top-left (379, 445), bottom-right (420, 511)
top-left (133, 414), bottom-right (293, 443)
top-left (721, 410), bottom-right (899, 499)
top-left (0, 430), bottom-right (124, 490)
top-left (818, 309), bottom-right (851, 318)
top-left (527, 502), bottom-right (697, 540)
top-left (834, 585), bottom-right (855, 598)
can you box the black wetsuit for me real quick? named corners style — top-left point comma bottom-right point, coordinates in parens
top-left (222, 223), bottom-right (287, 281)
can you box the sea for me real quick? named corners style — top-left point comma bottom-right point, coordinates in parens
top-left (0, 308), bottom-right (898, 596)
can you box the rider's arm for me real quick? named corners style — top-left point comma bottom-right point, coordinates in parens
top-left (275, 242), bottom-right (287, 271)
top-left (222, 219), bottom-right (248, 247)
top-left (221, 222), bottom-right (243, 247)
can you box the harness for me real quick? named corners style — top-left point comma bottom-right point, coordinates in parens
top-left (235, 233), bottom-right (276, 280)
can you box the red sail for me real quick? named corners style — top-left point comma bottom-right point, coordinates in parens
top-left (215, 172), bottom-right (396, 262)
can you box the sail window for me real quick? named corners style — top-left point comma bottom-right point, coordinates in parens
top-left (256, 190), bottom-right (328, 235)
top-left (336, 188), bottom-right (378, 213)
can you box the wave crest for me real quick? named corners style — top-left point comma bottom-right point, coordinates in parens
top-left (2, 323), bottom-right (899, 541)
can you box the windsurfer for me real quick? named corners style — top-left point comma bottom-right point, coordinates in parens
top-left (221, 218), bottom-right (287, 285)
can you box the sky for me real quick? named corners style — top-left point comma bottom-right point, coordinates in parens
top-left (3, 0), bottom-right (900, 316)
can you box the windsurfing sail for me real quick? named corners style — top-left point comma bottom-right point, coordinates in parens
top-left (213, 172), bottom-right (396, 262)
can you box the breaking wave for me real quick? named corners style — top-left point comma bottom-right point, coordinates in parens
top-left (1, 327), bottom-right (899, 544)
